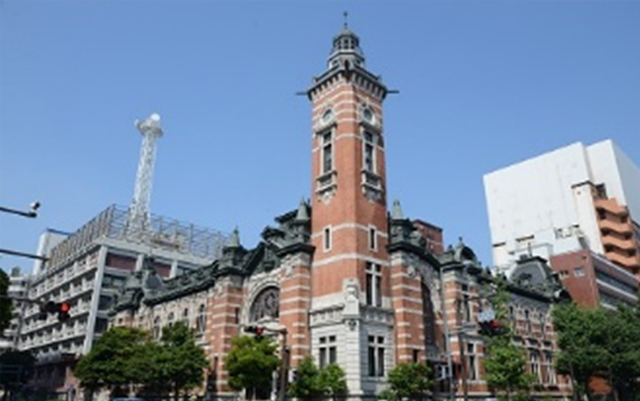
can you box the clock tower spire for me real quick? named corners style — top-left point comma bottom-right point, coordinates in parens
top-left (307, 21), bottom-right (392, 395)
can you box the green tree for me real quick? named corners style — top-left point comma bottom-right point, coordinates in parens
top-left (155, 322), bottom-right (209, 401)
top-left (74, 326), bottom-right (151, 394)
top-left (225, 334), bottom-right (280, 399)
top-left (552, 302), bottom-right (640, 401)
top-left (0, 269), bottom-right (11, 333)
top-left (318, 363), bottom-right (348, 401)
top-left (378, 363), bottom-right (432, 401)
top-left (287, 356), bottom-right (325, 400)
top-left (0, 350), bottom-right (36, 401)
top-left (483, 278), bottom-right (534, 401)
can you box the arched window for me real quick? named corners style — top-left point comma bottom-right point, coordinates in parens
top-left (153, 316), bottom-right (161, 340)
top-left (249, 287), bottom-right (280, 322)
top-left (167, 312), bottom-right (175, 328)
top-left (182, 308), bottom-right (189, 327)
top-left (196, 304), bottom-right (206, 335)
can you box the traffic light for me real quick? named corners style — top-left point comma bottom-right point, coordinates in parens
top-left (39, 301), bottom-right (71, 322)
top-left (477, 308), bottom-right (505, 337)
top-left (58, 302), bottom-right (71, 322)
top-left (244, 325), bottom-right (265, 340)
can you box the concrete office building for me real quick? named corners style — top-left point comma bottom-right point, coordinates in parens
top-left (1, 267), bottom-right (31, 351)
top-left (484, 140), bottom-right (640, 307)
top-left (17, 205), bottom-right (228, 392)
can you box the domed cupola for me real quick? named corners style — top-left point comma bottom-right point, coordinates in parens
top-left (327, 16), bottom-right (365, 70)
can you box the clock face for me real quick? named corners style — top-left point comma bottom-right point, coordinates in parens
top-left (362, 107), bottom-right (374, 124)
top-left (322, 109), bottom-right (334, 124)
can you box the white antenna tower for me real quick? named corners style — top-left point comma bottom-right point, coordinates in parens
top-left (128, 113), bottom-right (164, 237)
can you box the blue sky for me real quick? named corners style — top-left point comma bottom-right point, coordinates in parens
top-left (1, 0), bottom-right (639, 274)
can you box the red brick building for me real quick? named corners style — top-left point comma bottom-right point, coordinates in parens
top-left (111, 24), bottom-right (572, 401)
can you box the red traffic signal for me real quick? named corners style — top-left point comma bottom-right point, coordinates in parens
top-left (244, 325), bottom-right (266, 339)
top-left (39, 301), bottom-right (72, 321)
top-left (60, 302), bottom-right (71, 313)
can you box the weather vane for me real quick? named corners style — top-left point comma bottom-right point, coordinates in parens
top-left (343, 11), bottom-right (348, 29)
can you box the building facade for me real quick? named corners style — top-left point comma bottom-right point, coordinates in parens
top-left (1, 267), bottom-right (31, 351)
top-left (111, 26), bottom-right (571, 400)
top-left (17, 205), bottom-right (227, 393)
top-left (484, 140), bottom-right (640, 306)
top-left (484, 140), bottom-right (640, 274)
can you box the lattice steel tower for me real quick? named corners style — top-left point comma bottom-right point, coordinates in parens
top-left (128, 113), bottom-right (164, 236)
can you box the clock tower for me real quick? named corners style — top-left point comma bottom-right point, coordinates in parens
top-left (306, 23), bottom-right (393, 395)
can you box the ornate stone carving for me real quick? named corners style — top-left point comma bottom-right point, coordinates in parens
top-left (249, 287), bottom-right (280, 322)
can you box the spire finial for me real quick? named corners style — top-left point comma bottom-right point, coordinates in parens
top-left (343, 11), bottom-right (348, 29)
top-left (296, 197), bottom-right (310, 221)
top-left (391, 200), bottom-right (404, 220)
top-left (229, 226), bottom-right (241, 248)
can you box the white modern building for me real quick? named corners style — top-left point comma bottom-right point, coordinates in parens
top-left (1, 267), bottom-right (31, 351)
top-left (484, 139), bottom-right (640, 277)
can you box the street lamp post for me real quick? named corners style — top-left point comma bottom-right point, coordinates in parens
top-left (0, 202), bottom-right (40, 218)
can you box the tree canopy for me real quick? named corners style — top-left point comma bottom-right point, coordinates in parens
top-left (287, 356), bottom-right (347, 401)
top-left (482, 278), bottom-right (534, 401)
top-left (0, 269), bottom-right (11, 333)
top-left (378, 362), bottom-right (432, 401)
top-left (0, 349), bottom-right (36, 399)
top-left (224, 334), bottom-right (280, 399)
top-left (74, 326), bottom-right (151, 393)
top-left (154, 322), bottom-right (209, 400)
top-left (74, 323), bottom-right (208, 398)
top-left (552, 302), bottom-right (640, 401)
top-left (287, 356), bottom-right (325, 400)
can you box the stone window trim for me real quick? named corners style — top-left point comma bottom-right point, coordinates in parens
top-left (316, 170), bottom-right (338, 198)
top-left (368, 225), bottom-right (378, 251)
top-left (196, 304), bottom-right (206, 334)
top-left (543, 352), bottom-right (557, 385)
top-left (315, 127), bottom-right (335, 175)
top-left (368, 335), bottom-right (385, 377)
top-left (359, 119), bottom-right (384, 141)
top-left (323, 226), bottom-right (332, 252)
top-left (366, 262), bottom-right (382, 307)
top-left (318, 335), bottom-right (337, 369)
top-left (313, 119), bottom-right (337, 137)
top-left (153, 316), bottom-right (161, 340)
top-left (466, 342), bottom-right (479, 382)
top-left (529, 350), bottom-right (541, 383)
top-left (362, 130), bottom-right (377, 174)
top-left (182, 308), bottom-right (189, 327)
